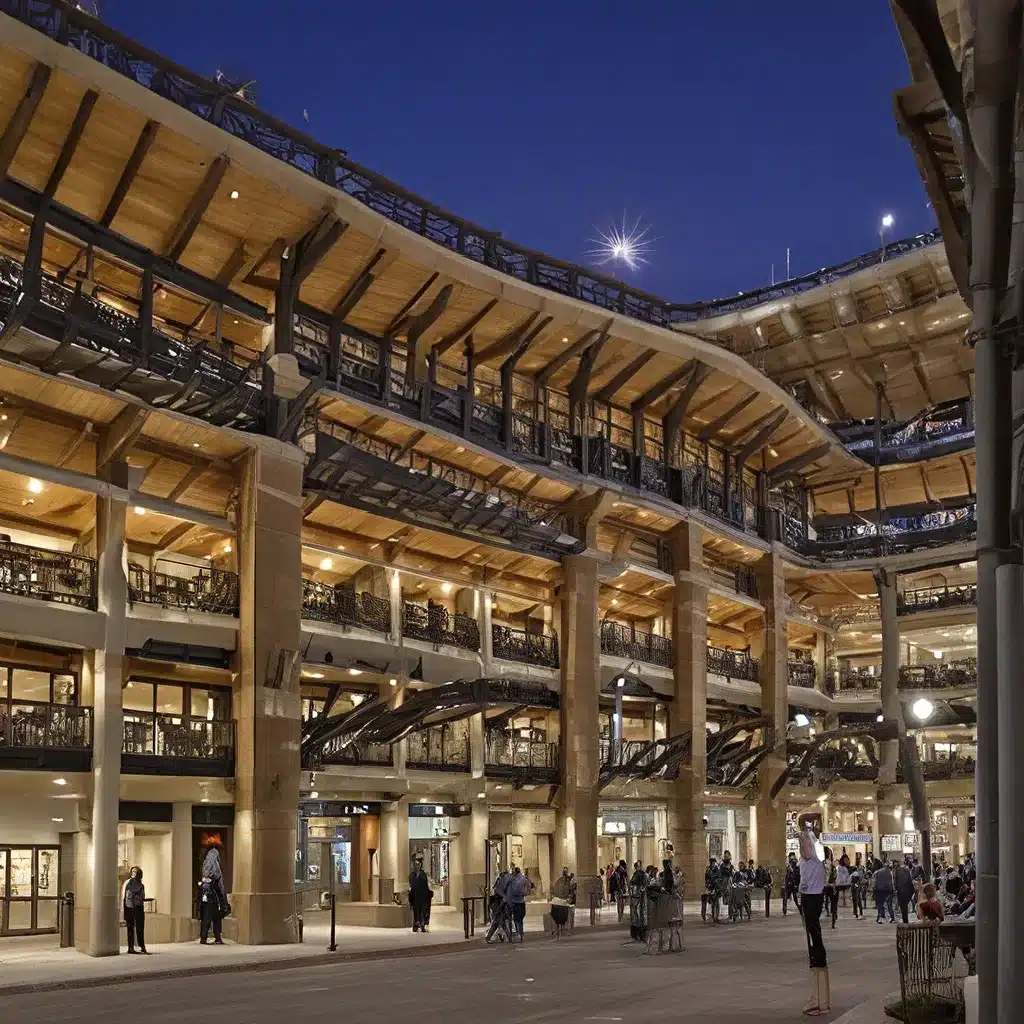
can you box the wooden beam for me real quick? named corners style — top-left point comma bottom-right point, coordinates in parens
top-left (0, 409), bottom-right (26, 451)
top-left (294, 213), bottom-right (348, 287)
top-left (663, 362), bottom-right (712, 458)
top-left (912, 351), bottom-right (936, 406)
top-left (382, 272), bottom-right (440, 339)
top-left (154, 520), bottom-right (199, 554)
top-left (631, 360), bottom-right (695, 412)
top-left (613, 529), bottom-right (637, 558)
top-left (592, 351), bottom-right (656, 404)
top-left (697, 391), bottom-right (758, 441)
top-left (43, 89), bottom-right (98, 198)
top-left (959, 455), bottom-right (974, 496)
top-left (0, 64), bottom-right (51, 175)
top-left (167, 463), bottom-right (207, 502)
top-left (391, 429), bottom-right (427, 462)
top-left (96, 406), bottom-right (148, 469)
top-left (54, 422), bottom-right (94, 467)
top-left (766, 443), bottom-right (832, 485)
top-left (432, 297), bottom-right (496, 357)
top-left (475, 312), bottom-right (541, 365)
top-left (164, 155), bottom-right (230, 261)
top-left (536, 320), bottom-right (612, 387)
top-left (330, 248), bottom-right (397, 320)
top-left (920, 465), bottom-right (939, 505)
top-left (101, 120), bottom-right (159, 227)
top-left (498, 316), bottom-right (553, 372)
top-left (805, 371), bottom-right (843, 421)
top-left (735, 408), bottom-right (789, 464)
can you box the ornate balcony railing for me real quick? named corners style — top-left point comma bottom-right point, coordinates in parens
top-left (0, 540), bottom-right (96, 609)
top-left (3, 0), bottom-right (943, 332)
top-left (485, 734), bottom-right (559, 772)
top-left (599, 621), bottom-right (674, 669)
top-left (301, 580), bottom-right (392, 635)
top-left (788, 660), bottom-right (817, 688)
top-left (0, 702), bottom-right (92, 750)
top-left (898, 661), bottom-right (977, 690)
top-left (317, 735), bottom-right (393, 766)
top-left (838, 400), bottom-right (974, 465)
top-left (406, 723), bottom-right (470, 770)
top-left (492, 624), bottom-right (559, 668)
top-left (122, 714), bottom-right (234, 766)
top-left (838, 667), bottom-right (881, 692)
top-left (128, 560), bottom-right (239, 615)
top-left (403, 602), bottom-right (480, 652)
top-left (706, 645), bottom-right (759, 683)
top-left (898, 584), bottom-right (977, 616)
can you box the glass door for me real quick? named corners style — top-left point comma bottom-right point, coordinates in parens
top-left (36, 848), bottom-right (60, 931)
top-left (0, 846), bottom-right (61, 935)
top-left (0, 849), bottom-right (7, 934)
top-left (6, 848), bottom-right (34, 933)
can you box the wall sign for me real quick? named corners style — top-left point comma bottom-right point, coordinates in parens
top-left (881, 834), bottom-right (903, 852)
top-left (822, 833), bottom-right (869, 845)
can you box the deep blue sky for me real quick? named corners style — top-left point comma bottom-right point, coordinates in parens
top-left (102, 0), bottom-right (930, 301)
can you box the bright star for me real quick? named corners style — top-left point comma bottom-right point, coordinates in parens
top-left (587, 214), bottom-right (655, 271)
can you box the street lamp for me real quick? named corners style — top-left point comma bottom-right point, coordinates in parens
top-left (880, 213), bottom-right (894, 260)
top-left (912, 697), bottom-right (935, 722)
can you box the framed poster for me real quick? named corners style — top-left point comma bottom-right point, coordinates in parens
top-left (881, 834), bottom-right (902, 853)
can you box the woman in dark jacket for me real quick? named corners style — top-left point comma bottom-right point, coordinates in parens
top-left (123, 866), bottom-right (148, 954)
top-left (199, 846), bottom-right (226, 945)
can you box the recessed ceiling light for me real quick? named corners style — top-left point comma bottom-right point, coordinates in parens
top-left (349, 668), bottom-right (362, 676)
top-left (769, 448), bottom-right (778, 457)
top-left (310, 791), bottom-right (319, 799)
top-left (611, 598), bottom-right (618, 606)
top-left (441, 582), bottom-right (452, 594)
top-left (54, 777), bottom-right (67, 786)
top-left (134, 506), bottom-right (145, 515)
top-left (28, 478), bottom-right (43, 494)
top-left (455, 446), bottom-right (465, 453)
top-left (51, 817), bottom-right (64, 823)
top-left (337, 545), bottom-right (346, 551)
top-left (223, 542), bottom-right (232, 553)
top-left (0, 413), bottom-right (6, 421)
top-left (230, 190), bottom-right (240, 200)
top-left (192, 442), bottom-right (201, 448)
top-left (319, 557), bottom-right (333, 571)
top-left (477, 791), bottom-right (486, 799)
top-left (201, 797), bottom-right (210, 803)
top-left (389, 678), bottom-right (398, 686)
top-left (419, 797), bottom-right (427, 803)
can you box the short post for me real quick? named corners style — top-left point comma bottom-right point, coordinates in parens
top-left (462, 897), bottom-right (472, 939)
top-left (59, 891), bottom-right (74, 948)
top-left (327, 892), bottom-right (337, 952)
top-left (590, 890), bottom-right (600, 927)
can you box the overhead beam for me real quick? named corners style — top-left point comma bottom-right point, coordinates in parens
top-left (101, 120), bottom-right (159, 227)
top-left (0, 63), bottom-right (52, 175)
top-left (475, 312), bottom-right (541, 365)
top-left (382, 272), bottom-right (440, 339)
top-left (164, 155), bottom-right (230, 261)
top-left (54, 421), bottom-right (94, 467)
top-left (912, 351), bottom-right (936, 406)
top-left (43, 89), bottom-right (98, 198)
top-left (96, 406), bottom-right (148, 470)
top-left (805, 371), bottom-right (846, 421)
top-left (498, 316), bottom-right (553, 371)
top-left (432, 297), bottom-right (496, 358)
top-left (167, 463), bottom-right (207, 502)
top-left (293, 212), bottom-right (348, 288)
top-left (592, 351), bottom-right (656, 404)
top-left (631, 360), bottom-right (695, 412)
top-left (767, 443), bottom-right (832, 486)
top-left (663, 361), bottom-right (712, 461)
top-left (535, 320), bottom-right (612, 387)
top-left (330, 247), bottom-right (396, 320)
top-left (920, 465), bottom-right (939, 505)
top-left (735, 407), bottom-right (789, 464)
top-left (697, 391), bottom-right (758, 442)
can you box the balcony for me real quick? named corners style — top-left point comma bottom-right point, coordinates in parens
top-left (899, 661), bottom-right (977, 691)
top-left (485, 734), bottom-right (559, 784)
top-left (0, 540), bottom-right (96, 609)
top-left (837, 400), bottom-right (974, 465)
top-left (599, 621), bottom-right (673, 669)
top-left (317, 735), bottom-right (393, 767)
top-left (492, 624), bottom-right (559, 668)
top-left (122, 715), bottom-right (235, 776)
top-left (403, 602), bottom-right (480, 652)
top-left (788, 661), bottom-right (817, 689)
top-left (0, 702), bottom-right (92, 771)
top-left (898, 584), bottom-right (977, 616)
top-left (706, 645), bottom-right (759, 683)
top-left (301, 580), bottom-right (392, 635)
top-left (128, 560), bottom-right (239, 615)
top-left (406, 723), bottom-right (470, 771)
top-left (838, 667), bottom-right (881, 692)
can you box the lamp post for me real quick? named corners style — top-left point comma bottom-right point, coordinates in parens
top-left (879, 214), bottom-right (894, 261)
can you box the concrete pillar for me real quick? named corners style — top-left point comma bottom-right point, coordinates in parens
top-left (233, 446), bottom-right (304, 944)
top-left (170, 802), bottom-right (193, 939)
top-left (388, 568), bottom-right (402, 644)
top-left (814, 631), bottom-right (826, 693)
top-left (87, 470), bottom-right (129, 957)
top-left (378, 798), bottom-right (409, 903)
top-left (876, 570), bottom-right (902, 854)
top-left (556, 554), bottom-right (601, 900)
top-left (755, 549), bottom-right (789, 869)
top-left (450, 800), bottom-right (488, 905)
top-left (349, 563), bottom-right (389, 599)
top-left (666, 522), bottom-right (708, 888)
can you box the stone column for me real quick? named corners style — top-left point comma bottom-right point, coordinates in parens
top-left (875, 569), bottom-right (901, 855)
top-left (814, 631), bottom-right (826, 693)
top-left (755, 548), bottom-right (789, 869)
top-left (87, 466), bottom-right (129, 956)
top-left (378, 798), bottom-right (409, 903)
top-left (556, 554), bottom-right (601, 900)
top-left (667, 521), bottom-right (709, 889)
top-left (388, 568), bottom-right (402, 644)
top-left (170, 802), bottom-right (194, 940)
top-left (233, 446), bottom-right (304, 944)
top-left (450, 799), bottom-right (488, 905)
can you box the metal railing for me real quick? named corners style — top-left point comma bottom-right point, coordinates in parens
top-left (317, 734), bottom-right (393, 766)
top-left (839, 400), bottom-right (973, 464)
top-left (0, 702), bottom-right (92, 749)
top-left (128, 560), bottom-right (239, 615)
top-left (301, 580), bottom-right (392, 635)
top-left (599, 621), bottom-right (674, 668)
top-left (0, 540), bottom-right (96, 609)
top-left (491, 624), bottom-right (559, 668)
top-left (122, 714), bottom-right (234, 762)
top-left (898, 584), bottom-right (977, 616)
top-left (405, 723), bottom-right (470, 769)
top-left (706, 645), bottom-right (759, 682)
top-left (787, 661), bottom-right (817, 688)
top-left (403, 602), bottom-right (480, 651)
top-left (2, 1), bottom-right (945, 331)
top-left (898, 661), bottom-right (977, 690)
top-left (838, 667), bottom-right (881, 691)
top-left (485, 735), bottom-right (559, 770)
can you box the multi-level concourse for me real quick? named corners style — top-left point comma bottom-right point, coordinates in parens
top-left (0, 1), bottom-right (977, 951)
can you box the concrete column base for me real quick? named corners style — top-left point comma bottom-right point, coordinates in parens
top-left (230, 891), bottom-right (301, 945)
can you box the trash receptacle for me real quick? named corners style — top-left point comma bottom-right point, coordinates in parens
top-left (58, 891), bottom-right (74, 948)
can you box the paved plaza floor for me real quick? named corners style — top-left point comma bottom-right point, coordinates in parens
top-left (0, 905), bottom-right (900, 1021)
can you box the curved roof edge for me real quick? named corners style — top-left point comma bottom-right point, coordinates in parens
top-left (3, 2), bottom-right (943, 330)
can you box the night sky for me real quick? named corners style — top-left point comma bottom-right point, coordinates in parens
top-left (101, 0), bottom-right (930, 302)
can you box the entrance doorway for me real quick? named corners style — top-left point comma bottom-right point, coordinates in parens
top-left (0, 846), bottom-right (60, 935)
top-left (409, 838), bottom-right (450, 905)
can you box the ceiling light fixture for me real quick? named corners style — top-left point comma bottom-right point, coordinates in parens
top-left (28, 478), bottom-right (43, 494)
top-left (349, 668), bottom-right (362, 676)
top-left (319, 557), bottom-right (333, 571)
top-left (54, 777), bottom-right (67, 786)
top-left (51, 817), bottom-right (64, 823)
top-left (134, 506), bottom-right (145, 515)
top-left (230, 189), bottom-right (240, 200)
top-left (441, 582), bottom-right (452, 594)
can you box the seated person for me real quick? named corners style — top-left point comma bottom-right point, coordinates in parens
top-left (917, 882), bottom-right (945, 922)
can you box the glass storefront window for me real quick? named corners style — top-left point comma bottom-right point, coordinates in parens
top-left (11, 669), bottom-right (51, 702)
top-left (156, 684), bottom-right (183, 716)
top-left (52, 675), bottom-right (75, 704)
top-left (190, 688), bottom-right (231, 721)
top-left (124, 681), bottom-right (154, 713)
top-left (0, 668), bottom-right (7, 699)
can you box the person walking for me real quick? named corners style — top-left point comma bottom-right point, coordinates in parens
top-left (894, 858), bottom-right (915, 924)
top-left (199, 845), bottom-right (226, 945)
top-left (507, 865), bottom-right (533, 942)
top-left (783, 851), bottom-right (802, 917)
top-left (835, 858), bottom-right (851, 913)
top-left (850, 861), bottom-right (864, 919)
top-left (873, 859), bottom-right (896, 924)
top-left (123, 866), bottom-right (148, 954)
top-left (409, 856), bottom-right (432, 933)
top-left (824, 856), bottom-right (839, 929)
top-left (798, 826), bottom-right (830, 1016)
top-left (754, 863), bottom-right (773, 918)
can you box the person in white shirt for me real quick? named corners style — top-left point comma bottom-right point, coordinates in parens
top-left (798, 826), bottom-right (830, 1016)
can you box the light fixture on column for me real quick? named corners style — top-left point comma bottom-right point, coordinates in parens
top-left (441, 582), bottom-right (452, 594)
top-left (876, 714), bottom-right (884, 723)
top-left (310, 791), bottom-right (319, 799)
top-left (794, 713), bottom-right (810, 728)
top-left (27, 478), bottom-right (43, 494)
top-left (912, 698), bottom-right (934, 722)
top-left (319, 557), bottom-right (333, 570)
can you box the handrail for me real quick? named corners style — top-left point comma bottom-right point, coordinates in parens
top-left (491, 624), bottom-right (559, 668)
top-left (301, 579), bottom-right (392, 634)
top-left (787, 661), bottom-right (817, 689)
top-left (485, 734), bottom-right (559, 770)
top-left (0, 539), bottom-right (96, 609)
top-left (599, 621), bottom-right (674, 669)
top-left (128, 560), bottom-right (239, 615)
top-left (898, 584), bottom-right (977, 616)
top-left (706, 645), bottom-right (759, 682)
top-left (403, 602), bottom-right (480, 652)
top-left (898, 661), bottom-right (977, 690)
top-left (0, 701), bottom-right (92, 749)
top-left (122, 713), bottom-right (234, 760)
top-left (0, 1), bottom-right (944, 330)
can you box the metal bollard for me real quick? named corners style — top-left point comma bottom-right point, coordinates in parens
top-left (59, 892), bottom-right (74, 948)
top-left (462, 897), bottom-right (472, 939)
top-left (327, 892), bottom-right (337, 952)
top-left (590, 891), bottom-right (599, 927)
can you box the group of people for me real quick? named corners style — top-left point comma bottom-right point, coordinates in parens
top-left (703, 851), bottom-right (775, 920)
top-left (485, 865), bottom-right (534, 942)
top-left (121, 844), bottom-right (229, 954)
